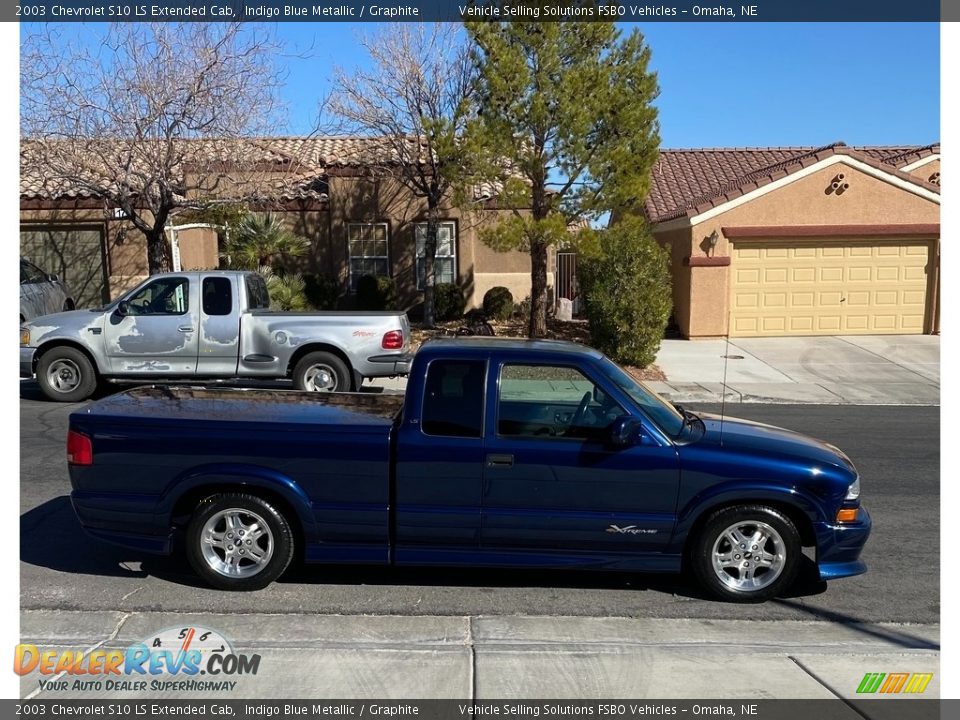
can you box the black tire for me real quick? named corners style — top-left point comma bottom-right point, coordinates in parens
top-left (689, 504), bottom-right (801, 603)
top-left (292, 351), bottom-right (351, 392)
top-left (185, 493), bottom-right (294, 591)
top-left (36, 346), bottom-right (98, 402)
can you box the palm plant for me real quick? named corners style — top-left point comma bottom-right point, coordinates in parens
top-left (258, 265), bottom-right (308, 311)
top-left (220, 213), bottom-right (311, 271)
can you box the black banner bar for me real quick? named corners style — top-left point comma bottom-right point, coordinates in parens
top-left (2, 699), bottom-right (949, 720)
top-left (6, 1), bottom-right (947, 24)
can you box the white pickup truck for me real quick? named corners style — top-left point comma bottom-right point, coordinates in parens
top-left (20, 270), bottom-right (412, 402)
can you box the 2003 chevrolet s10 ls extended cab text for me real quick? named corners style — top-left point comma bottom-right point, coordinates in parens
top-left (66, 338), bottom-right (870, 602)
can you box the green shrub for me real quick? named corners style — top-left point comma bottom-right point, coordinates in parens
top-left (356, 274), bottom-right (398, 311)
top-left (304, 274), bottom-right (341, 310)
top-left (482, 286), bottom-right (514, 321)
top-left (434, 283), bottom-right (466, 321)
top-left (578, 219), bottom-right (672, 367)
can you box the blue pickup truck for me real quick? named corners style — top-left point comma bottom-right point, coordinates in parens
top-left (67, 338), bottom-right (870, 602)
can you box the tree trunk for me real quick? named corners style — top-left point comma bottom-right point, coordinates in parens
top-left (145, 227), bottom-right (173, 275)
top-left (529, 239), bottom-right (548, 338)
top-left (422, 209), bottom-right (439, 329)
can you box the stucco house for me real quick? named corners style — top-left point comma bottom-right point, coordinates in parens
top-left (19, 137), bottom-right (543, 313)
top-left (646, 142), bottom-right (940, 338)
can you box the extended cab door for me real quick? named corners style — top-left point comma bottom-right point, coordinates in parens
top-left (481, 360), bottom-right (680, 555)
top-left (393, 357), bottom-right (487, 560)
top-left (102, 275), bottom-right (199, 374)
top-left (197, 275), bottom-right (240, 375)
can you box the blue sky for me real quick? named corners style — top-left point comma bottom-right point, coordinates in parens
top-left (277, 22), bottom-right (939, 146)
top-left (25, 22), bottom-right (940, 147)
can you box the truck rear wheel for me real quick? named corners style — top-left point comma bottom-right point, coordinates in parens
top-left (689, 504), bottom-right (801, 603)
top-left (36, 346), bottom-right (98, 402)
top-left (292, 351), bottom-right (351, 392)
top-left (186, 493), bottom-right (294, 591)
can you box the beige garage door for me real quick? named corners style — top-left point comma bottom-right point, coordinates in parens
top-left (730, 240), bottom-right (931, 337)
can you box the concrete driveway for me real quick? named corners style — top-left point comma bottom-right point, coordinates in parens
top-left (651, 335), bottom-right (939, 405)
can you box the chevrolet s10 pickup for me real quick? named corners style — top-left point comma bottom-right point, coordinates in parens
top-left (21, 270), bottom-right (411, 402)
top-left (66, 338), bottom-right (870, 602)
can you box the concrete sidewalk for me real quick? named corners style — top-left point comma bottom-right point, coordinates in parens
top-left (19, 611), bottom-right (939, 700)
top-left (649, 335), bottom-right (939, 405)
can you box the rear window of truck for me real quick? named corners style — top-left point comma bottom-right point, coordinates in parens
top-left (421, 359), bottom-right (485, 438)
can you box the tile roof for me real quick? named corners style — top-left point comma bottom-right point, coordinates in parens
top-left (645, 142), bottom-right (941, 224)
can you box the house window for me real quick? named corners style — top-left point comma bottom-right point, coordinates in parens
top-left (348, 223), bottom-right (390, 291)
top-left (415, 222), bottom-right (457, 290)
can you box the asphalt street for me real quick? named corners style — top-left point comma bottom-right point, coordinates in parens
top-left (20, 380), bottom-right (939, 624)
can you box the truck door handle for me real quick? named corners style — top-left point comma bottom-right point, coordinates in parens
top-left (486, 454), bottom-right (514, 468)
top-left (178, 326), bottom-right (194, 333)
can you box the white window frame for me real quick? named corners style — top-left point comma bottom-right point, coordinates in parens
top-left (415, 221), bottom-right (458, 291)
top-left (347, 222), bottom-right (390, 292)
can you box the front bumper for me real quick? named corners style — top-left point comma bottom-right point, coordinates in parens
top-left (815, 505), bottom-right (872, 580)
top-left (20, 346), bottom-right (35, 378)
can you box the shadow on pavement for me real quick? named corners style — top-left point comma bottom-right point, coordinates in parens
top-left (22, 497), bottom-right (830, 603)
top-left (772, 598), bottom-right (940, 650)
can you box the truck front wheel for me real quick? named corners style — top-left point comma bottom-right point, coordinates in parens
top-left (689, 504), bottom-right (801, 603)
top-left (292, 351), bottom-right (351, 392)
top-left (36, 346), bottom-right (98, 402)
top-left (186, 493), bottom-right (294, 591)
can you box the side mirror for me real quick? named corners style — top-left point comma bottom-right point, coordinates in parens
top-left (608, 416), bottom-right (644, 448)
top-left (116, 300), bottom-right (130, 317)
top-left (47, 273), bottom-right (59, 282)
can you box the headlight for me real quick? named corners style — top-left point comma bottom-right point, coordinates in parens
top-left (20, 328), bottom-right (30, 346)
top-left (845, 476), bottom-right (860, 501)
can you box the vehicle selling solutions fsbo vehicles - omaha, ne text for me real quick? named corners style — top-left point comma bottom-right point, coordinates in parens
top-left (65, 338), bottom-right (870, 602)
top-left (20, 270), bottom-right (411, 401)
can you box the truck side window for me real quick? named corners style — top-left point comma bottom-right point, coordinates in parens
top-left (125, 277), bottom-right (189, 316)
top-left (421, 360), bottom-right (485, 438)
top-left (202, 277), bottom-right (233, 316)
top-left (245, 275), bottom-right (270, 310)
top-left (498, 364), bottom-right (625, 442)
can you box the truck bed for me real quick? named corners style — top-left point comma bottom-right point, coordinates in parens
top-left (75, 386), bottom-right (404, 430)
top-left (69, 387), bottom-right (404, 559)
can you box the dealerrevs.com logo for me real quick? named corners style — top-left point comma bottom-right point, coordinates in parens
top-left (856, 672), bottom-right (934, 694)
top-left (14, 626), bottom-right (259, 693)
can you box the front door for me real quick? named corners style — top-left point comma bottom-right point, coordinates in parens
top-left (394, 358), bottom-right (487, 560)
top-left (103, 275), bottom-right (199, 374)
top-left (482, 362), bottom-right (680, 556)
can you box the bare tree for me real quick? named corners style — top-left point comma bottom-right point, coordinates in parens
top-left (21, 23), bottom-right (287, 274)
top-left (329, 23), bottom-right (476, 327)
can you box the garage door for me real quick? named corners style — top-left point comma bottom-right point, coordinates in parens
top-left (730, 240), bottom-right (931, 337)
top-left (20, 226), bottom-right (108, 308)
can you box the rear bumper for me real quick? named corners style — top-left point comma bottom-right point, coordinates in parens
top-left (71, 492), bottom-right (173, 555)
top-left (363, 351), bottom-right (413, 377)
top-left (815, 505), bottom-right (872, 580)
top-left (20, 347), bottom-right (35, 378)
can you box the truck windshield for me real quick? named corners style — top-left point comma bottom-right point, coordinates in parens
top-left (599, 356), bottom-right (686, 437)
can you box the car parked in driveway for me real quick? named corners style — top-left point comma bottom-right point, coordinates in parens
top-left (65, 338), bottom-right (870, 601)
top-left (20, 257), bottom-right (74, 322)
top-left (20, 270), bottom-right (411, 402)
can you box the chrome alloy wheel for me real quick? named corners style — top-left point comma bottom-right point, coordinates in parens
top-left (711, 520), bottom-right (786, 592)
top-left (47, 358), bottom-right (82, 394)
top-left (302, 363), bottom-right (338, 391)
top-left (200, 508), bottom-right (274, 579)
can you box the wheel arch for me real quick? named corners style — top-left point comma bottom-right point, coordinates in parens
top-left (34, 339), bottom-right (102, 376)
top-left (162, 465), bottom-right (318, 556)
top-left (677, 490), bottom-right (819, 555)
top-left (287, 343), bottom-right (356, 390)
top-left (286, 343), bottom-right (353, 378)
